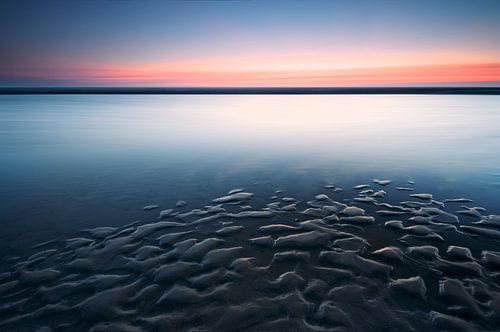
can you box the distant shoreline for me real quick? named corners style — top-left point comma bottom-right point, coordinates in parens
top-left (1, 87), bottom-right (499, 95)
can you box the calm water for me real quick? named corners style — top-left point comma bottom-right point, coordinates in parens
top-left (2, 94), bottom-right (500, 331)
top-left (1, 94), bottom-right (500, 257)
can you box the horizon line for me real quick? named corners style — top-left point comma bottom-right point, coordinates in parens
top-left (1, 86), bottom-right (500, 95)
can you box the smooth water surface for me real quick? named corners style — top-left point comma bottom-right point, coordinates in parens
top-left (2, 94), bottom-right (500, 331)
top-left (1, 94), bottom-right (500, 257)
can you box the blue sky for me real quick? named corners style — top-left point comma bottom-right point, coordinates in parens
top-left (1, 0), bottom-right (499, 86)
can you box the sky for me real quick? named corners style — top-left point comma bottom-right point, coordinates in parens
top-left (0, 0), bottom-right (499, 87)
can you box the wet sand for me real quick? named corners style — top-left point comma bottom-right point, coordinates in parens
top-left (1, 179), bottom-right (499, 331)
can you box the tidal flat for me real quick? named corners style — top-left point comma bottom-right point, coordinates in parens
top-left (1, 94), bottom-right (500, 331)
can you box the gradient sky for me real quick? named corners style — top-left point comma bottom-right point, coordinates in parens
top-left (1, 0), bottom-right (499, 87)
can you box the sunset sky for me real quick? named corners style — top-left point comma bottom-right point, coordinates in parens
top-left (1, 0), bottom-right (499, 87)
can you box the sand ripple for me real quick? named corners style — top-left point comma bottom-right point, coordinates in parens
top-left (1, 181), bottom-right (499, 331)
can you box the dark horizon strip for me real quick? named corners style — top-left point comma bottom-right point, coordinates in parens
top-left (1, 87), bottom-right (500, 95)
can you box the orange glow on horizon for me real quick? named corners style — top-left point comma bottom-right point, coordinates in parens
top-left (4, 59), bottom-right (500, 87)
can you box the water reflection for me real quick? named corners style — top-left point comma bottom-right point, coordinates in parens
top-left (0, 94), bottom-right (499, 254)
top-left (2, 95), bottom-right (499, 167)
